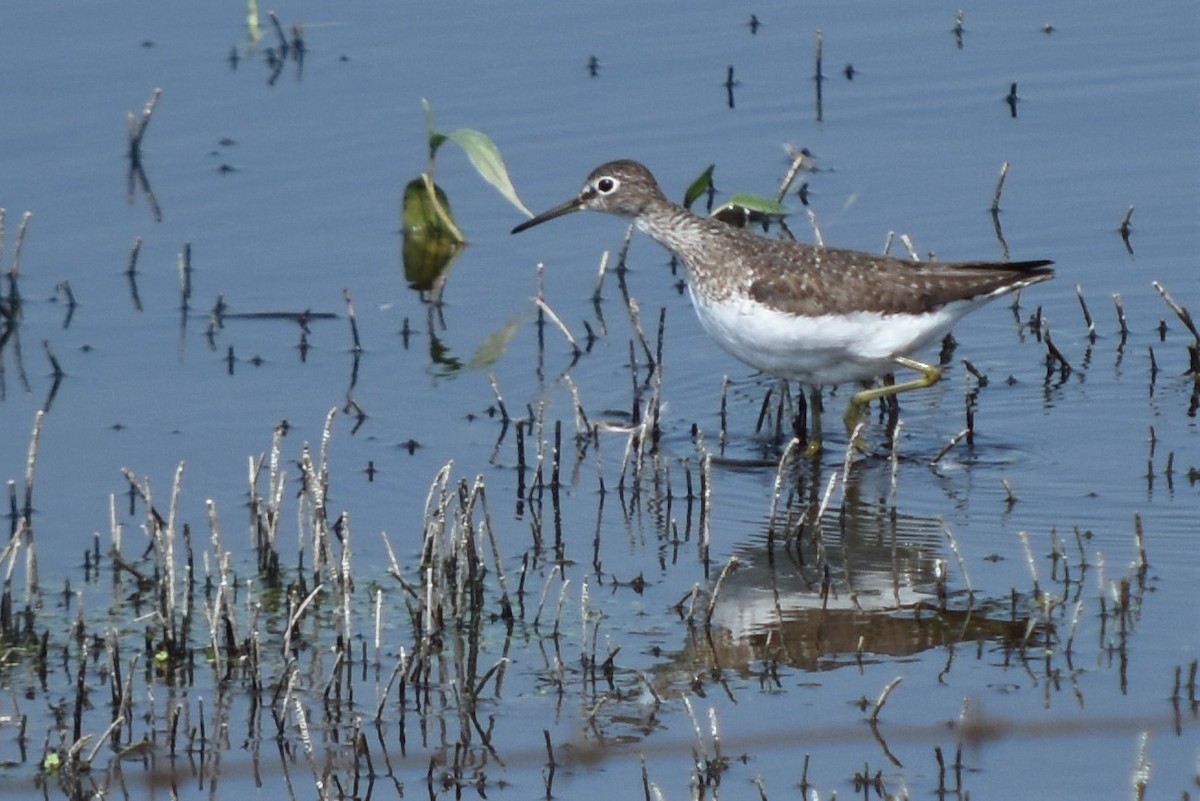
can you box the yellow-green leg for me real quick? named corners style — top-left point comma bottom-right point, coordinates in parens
top-left (805, 386), bottom-right (823, 459)
top-left (843, 356), bottom-right (943, 434)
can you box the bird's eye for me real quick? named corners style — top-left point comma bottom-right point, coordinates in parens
top-left (595, 177), bottom-right (619, 194)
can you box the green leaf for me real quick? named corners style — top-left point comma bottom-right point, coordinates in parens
top-left (722, 193), bottom-right (790, 217)
top-left (711, 193), bottom-right (791, 228)
top-left (683, 164), bottom-right (716, 210)
top-left (444, 129), bottom-right (533, 217)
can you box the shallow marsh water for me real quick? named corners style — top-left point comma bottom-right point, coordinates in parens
top-left (0, 1), bottom-right (1197, 799)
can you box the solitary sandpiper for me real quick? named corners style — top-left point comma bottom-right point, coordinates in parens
top-left (512, 160), bottom-right (1054, 454)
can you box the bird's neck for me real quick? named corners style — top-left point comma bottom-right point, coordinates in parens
top-left (634, 201), bottom-right (745, 300)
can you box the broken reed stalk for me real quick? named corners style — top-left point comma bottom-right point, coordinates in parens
top-left (177, 242), bottom-right (192, 308)
top-left (579, 577), bottom-right (592, 666)
top-left (22, 410), bottom-right (44, 522)
top-left (870, 676), bottom-right (902, 724)
top-left (1132, 513), bottom-right (1148, 570)
top-left (766, 437), bottom-right (802, 540)
top-left (708, 706), bottom-right (723, 764)
top-left (1064, 599), bottom-right (1085, 656)
top-left (704, 556), bottom-right (739, 627)
top-left (338, 510), bottom-right (353, 646)
top-left (471, 478), bottom-right (511, 609)
top-left (531, 564), bottom-right (560, 629)
top-left (776, 148), bottom-right (813, 203)
top-left (990, 161), bottom-right (1009, 213)
top-left (622, 290), bottom-right (655, 369)
top-left (6, 210), bottom-right (33, 278)
top-left (1152, 281), bottom-right (1200, 342)
top-left (1119, 206), bottom-right (1135, 239)
top-left (282, 584), bottom-right (323, 658)
top-left (552, 577), bottom-right (570, 639)
top-left (543, 729), bottom-right (557, 798)
top-left (267, 10), bottom-right (289, 50)
top-left (373, 650), bottom-right (408, 723)
top-left (126, 236), bottom-right (142, 275)
top-left (1018, 531), bottom-right (1040, 598)
top-left (533, 296), bottom-right (581, 358)
top-left (560, 373), bottom-right (591, 440)
top-left (343, 288), bottom-right (362, 353)
top-left (1111, 293), bottom-right (1129, 345)
top-left (127, 88), bottom-right (162, 162)
top-left (487, 372), bottom-right (510, 423)
top-left (805, 207), bottom-right (824, 248)
top-left (592, 249), bottom-right (610, 302)
top-left (205, 498), bottom-right (236, 681)
top-left (813, 470), bottom-right (840, 530)
top-left (939, 522), bottom-right (974, 597)
top-left (813, 30), bottom-right (824, 82)
top-left (1075, 284), bottom-right (1097, 342)
top-left (889, 419), bottom-right (903, 505)
top-left (1041, 316), bottom-right (1072, 373)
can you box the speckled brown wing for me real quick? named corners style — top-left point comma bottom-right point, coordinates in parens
top-left (747, 248), bottom-right (1054, 317)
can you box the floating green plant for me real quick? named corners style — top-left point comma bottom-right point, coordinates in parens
top-left (711, 192), bottom-right (790, 227)
top-left (407, 98), bottom-right (531, 245)
top-left (682, 164), bottom-right (790, 226)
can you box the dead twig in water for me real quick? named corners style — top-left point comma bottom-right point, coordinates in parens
top-left (990, 161), bottom-right (1009, 213)
top-left (870, 677), bottom-right (902, 725)
top-left (1075, 284), bottom-right (1097, 343)
top-left (126, 89), bottom-right (162, 164)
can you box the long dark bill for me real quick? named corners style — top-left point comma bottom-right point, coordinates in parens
top-left (511, 197), bottom-right (586, 234)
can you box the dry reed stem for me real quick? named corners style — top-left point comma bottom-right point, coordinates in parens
top-left (889, 419), bottom-right (903, 505)
top-left (1113, 293), bottom-right (1129, 342)
top-left (1018, 531), bottom-right (1040, 598)
top-left (282, 584), bottom-right (323, 658)
top-left (592, 249), bottom-right (610, 302)
top-left (805, 207), bottom-right (824, 247)
top-left (126, 88), bottom-right (162, 158)
top-left (990, 161), bottom-right (1010, 213)
top-left (940, 521), bottom-right (974, 597)
top-left (1075, 284), bottom-right (1096, 341)
top-left (930, 429), bottom-right (969, 467)
top-left (22, 410), bottom-right (43, 523)
top-left (766, 437), bottom-right (802, 537)
top-left (870, 676), bottom-right (903, 724)
top-left (487, 372), bottom-right (510, 423)
top-left (1152, 281), bottom-right (1199, 342)
top-left (704, 556), bottom-right (739, 627)
top-left (343, 288), bottom-right (362, 353)
top-left (532, 564), bottom-right (561, 629)
top-left (776, 148), bottom-right (813, 203)
top-left (533, 296), bottom-right (581, 357)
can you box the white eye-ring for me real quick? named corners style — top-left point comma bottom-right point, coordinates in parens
top-left (594, 176), bottom-right (620, 195)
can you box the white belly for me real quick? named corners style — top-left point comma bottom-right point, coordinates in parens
top-left (688, 289), bottom-right (983, 386)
